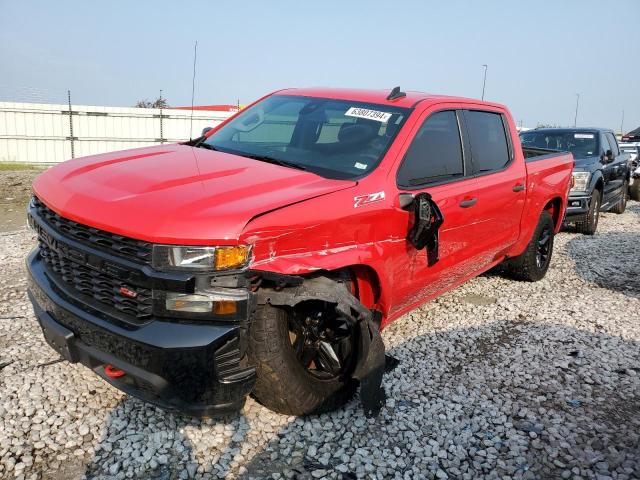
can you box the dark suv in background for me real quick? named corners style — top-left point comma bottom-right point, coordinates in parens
top-left (520, 128), bottom-right (630, 235)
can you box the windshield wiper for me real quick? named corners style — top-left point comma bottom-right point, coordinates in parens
top-left (194, 142), bottom-right (218, 151)
top-left (241, 154), bottom-right (307, 171)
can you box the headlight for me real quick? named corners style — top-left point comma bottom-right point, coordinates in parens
top-left (152, 245), bottom-right (250, 271)
top-left (571, 172), bottom-right (590, 192)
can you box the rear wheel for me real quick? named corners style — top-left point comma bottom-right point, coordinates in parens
top-left (610, 181), bottom-right (628, 214)
top-left (575, 189), bottom-right (601, 235)
top-left (248, 301), bottom-right (357, 415)
top-left (504, 211), bottom-right (554, 282)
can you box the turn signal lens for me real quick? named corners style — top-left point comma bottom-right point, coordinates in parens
top-left (213, 300), bottom-right (238, 315)
top-left (214, 246), bottom-right (250, 270)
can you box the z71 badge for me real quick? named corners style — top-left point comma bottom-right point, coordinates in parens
top-left (354, 191), bottom-right (386, 208)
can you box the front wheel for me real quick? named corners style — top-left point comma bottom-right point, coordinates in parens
top-left (248, 301), bottom-right (357, 415)
top-left (575, 189), bottom-right (601, 235)
top-left (503, 211), bottom-right (555, 282)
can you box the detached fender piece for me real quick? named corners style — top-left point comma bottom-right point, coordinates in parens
top-left (255, 275), bottom-right (387, 416)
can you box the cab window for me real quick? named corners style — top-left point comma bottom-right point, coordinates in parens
top-left (464, 110), bottom-right (511, 174)
top-left (397, 110), bottom-right (464, 187)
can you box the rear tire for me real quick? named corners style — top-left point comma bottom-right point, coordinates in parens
top-left (504, 211), bottom-right (554, 282)
top-left (610, 181), bottom-right (628, 214)
top-left (248, 302), bottom-right (357, 416)
top-left (575, 189), bottom-right (601, 235)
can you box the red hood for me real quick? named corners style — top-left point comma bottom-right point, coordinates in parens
top-left (33, 144), bottom-right (355, 244)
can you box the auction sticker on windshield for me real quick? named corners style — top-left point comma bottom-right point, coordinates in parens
top-left (574, 133), bottom-right (595, 139)
top-left (345, 107), bottom-right (392, 123)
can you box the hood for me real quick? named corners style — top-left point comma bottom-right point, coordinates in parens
top-left (572, 156), bottom-right (601, 172)
top-left (33, 144), bottom-right (355, 244)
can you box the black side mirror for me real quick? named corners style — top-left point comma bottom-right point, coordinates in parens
top-left (201, 127), bottom-right (213, 136)
top-left (606, 149), bottom-right (615, 162)
top-left (401, 192), bottom-right (444, 266)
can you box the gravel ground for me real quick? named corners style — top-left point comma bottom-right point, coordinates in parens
top-left (0, 171), bottom-right (44, 233)
top-left (1, 202), bottom-right (639, 480)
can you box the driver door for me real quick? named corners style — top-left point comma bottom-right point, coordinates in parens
top-left (388, 108), bottom-right (480, 317)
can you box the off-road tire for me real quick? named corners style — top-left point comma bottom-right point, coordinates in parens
top-left (248, 304), bottom-right (357, 415)
top-left (575, 189), bottom-right (601, 235)
top-left (610, 181), bottom-right (628, 214)
top-left (504, 211), bottom-right (554, 282)
top-left (630, 180), bottom-right (640, 201)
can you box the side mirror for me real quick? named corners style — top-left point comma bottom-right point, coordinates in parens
top-left (401, 192), bottom-right (444, 266)
top-left (201, 127), bottom-right (213, 136)
top-left (601, 151), bottom-right (614, 164)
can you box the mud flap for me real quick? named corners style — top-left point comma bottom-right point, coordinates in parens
top-left (352, 318), bottom-right (386, 417)
top-left (257, 275), bottom-right (388, 416)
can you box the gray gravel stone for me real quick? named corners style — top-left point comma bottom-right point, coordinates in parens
top-left (1, 202), bottom-right (639, 480)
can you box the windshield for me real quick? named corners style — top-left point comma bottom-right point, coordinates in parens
top-left (520, 131), bottom-right (599, 159)
top-left (203, 95), bottom-right (410, 180)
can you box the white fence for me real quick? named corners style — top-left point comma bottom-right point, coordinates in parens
top-left (0, 102), bottom-right (234, 165)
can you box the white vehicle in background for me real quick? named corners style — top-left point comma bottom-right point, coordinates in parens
top-left (620, 142), bottom-right (639, 163)
top-left (621, 143), bottom-right (640, 200)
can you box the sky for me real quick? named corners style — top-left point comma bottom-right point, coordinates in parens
top-left (1, 0), bottom-right (639, 132)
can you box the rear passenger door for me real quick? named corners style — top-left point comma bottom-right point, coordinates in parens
top-left (390, 108), bottom-right (480, 314)
top-left (461, 109), bottom-right (527, 261)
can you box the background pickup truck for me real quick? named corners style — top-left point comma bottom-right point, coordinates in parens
top-left (26, 87), bottom-right (573, 417)
top-left (520, 128), bottom-right (630, 234)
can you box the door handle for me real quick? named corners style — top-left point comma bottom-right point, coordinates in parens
top-left (459, 197), bottom-right (477, 208)
top-left (512, 183), bottom-right (525, 192)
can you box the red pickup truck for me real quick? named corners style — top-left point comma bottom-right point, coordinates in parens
top-left (26, 87), bottom-right (573, 417)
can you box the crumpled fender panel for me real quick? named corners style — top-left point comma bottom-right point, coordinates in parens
top-left (256, 275), bottom-right (387, 416)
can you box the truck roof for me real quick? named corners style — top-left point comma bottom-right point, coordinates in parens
top-left (276, 87), bottom-right (505, 110)
top-left (530, 127), bottom-right (615, 134)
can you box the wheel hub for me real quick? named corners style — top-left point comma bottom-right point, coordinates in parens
top-left (288, 304), bottom-right (354, 380)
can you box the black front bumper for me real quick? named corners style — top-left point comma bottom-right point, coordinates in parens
top-left (27, 250), bottom-right (255, 417)
top-left (564, 193), bottom-right (591, 222)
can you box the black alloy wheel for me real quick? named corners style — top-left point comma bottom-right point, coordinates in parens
top-left (287, 302), bottom-right (355, 380)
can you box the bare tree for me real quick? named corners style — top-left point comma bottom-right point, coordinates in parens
top-left (135, 97), bottom-right (169, 108)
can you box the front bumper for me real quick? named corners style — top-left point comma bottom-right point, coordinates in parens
top-left (564, 193), bottom-right (591, 222)
top-left (27, 250), bottom-right (255, 417)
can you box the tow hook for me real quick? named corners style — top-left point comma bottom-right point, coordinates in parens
top-left (104, 364), bottom-right (126, 378)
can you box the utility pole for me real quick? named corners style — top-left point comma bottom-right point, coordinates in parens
top-left (67, 90), bottom-right (75, 159)
top-left (159, 89), bottom-right (164, 144)
top-left (189, 40), bottom-right (198, 140)
top-left (573, 93), bottom-right (580, 127)
top-left (481, 64), bottom-right (488, 100)
top-left (620, 110), bottom-right (625, 136)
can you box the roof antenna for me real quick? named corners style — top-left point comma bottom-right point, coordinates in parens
top-left (387, 86), bottom-right (406, 101)
top-left (189, 40), bottom-right (198, 140)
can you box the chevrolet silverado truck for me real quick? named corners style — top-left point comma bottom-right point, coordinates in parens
top-left (520, 128), bottom-right (630, 235)
top-left (26, 87), bottom-right (573, 417)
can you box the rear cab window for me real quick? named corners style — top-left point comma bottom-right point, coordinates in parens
top-left (463, 110), bottom-right (512, 174)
